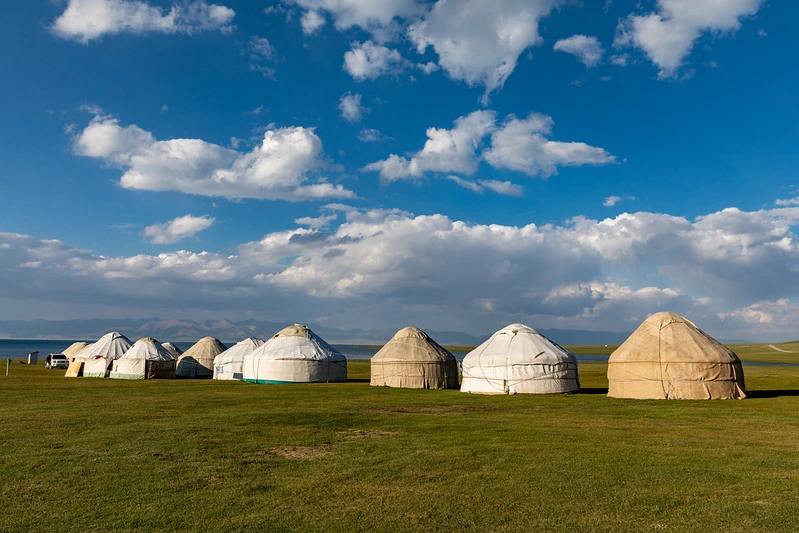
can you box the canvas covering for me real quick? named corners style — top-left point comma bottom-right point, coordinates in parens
top-left (461, 323), bottom-right (579, 395)
top-left (64, 342), bottom-right (91, 360)
top-left (162, 342), bottom-right (183, 358)
top-left (176, 337), bottom-right (227, 378)
top-left (77, 332), bottom-right (133, 378)
top-left (243, 324), bottom-right (347, 383)
top-left (371, 326), bottom-right (459, 389)
top-left (607, 312), bottom-right (746, 400)
top-left (213, 337), bottom-right (265, 380)
top-left (109, 337), bottom-right (176, 380)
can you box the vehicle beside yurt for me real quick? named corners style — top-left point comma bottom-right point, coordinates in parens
top-left (461, 323), bottom-right (579, 395)
top-left (243, 324), bottom-right (346, 384)
top-left (176, 337), bottom-right (227, 378)
top-left (162, 342), bottom-right (183, 359)
top-left (370, 327), bottom-right (459, 389)
top-left (76, 332), bottom-right (133, 378)
top-left (109, 337), bottom-right (176, 380)
top-left (607, 312), bottom-right (746, 400)
top-left (213, 337), bottom-right (265, 380)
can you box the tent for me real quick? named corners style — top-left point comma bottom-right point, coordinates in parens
top-left (243, 324), bottom-right (347, 384)
top-left (109, 337), bottom-right (177, 380)
top-left (162, 342), bottom-right (183, 359)
top-left (77, 332), bottom-right (133, 378)
top-left (370, 326), bottom-right (459, 389)
top-left (64, 342), bottom-right (92, 377)
top-left (461, 323), bottom-right (579, 395)
top-left (176, 337), bottom-right (227, 378)
top-left (63, 342), bottom-right (91, 360)
top-left (213, 337), bottom-right (265, 381)
top-left (607, 312), bottom-right (746, 400)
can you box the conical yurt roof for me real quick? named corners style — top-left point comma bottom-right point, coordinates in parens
top-left (63, 341), bottom-right (91, 358)
top-left (119, 337), bottom-right (175, 362)
top-left (162, 342), bottom-right (183, 358)
top-left (75, 332), bottom-right (133, 360)
top-left (214, 337), bottom-right (265, 365)
top-left (372, 327), bottom-right (455, 363)
top-left (252, 324), bottom-right (345, 361)
top-left (465, 323), bottom-right (576, 367)
top-left (179, 336), bottom-right (227, 361)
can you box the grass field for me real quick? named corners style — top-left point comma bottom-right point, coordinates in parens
top-left (2, 343), bottom-right (799, 532)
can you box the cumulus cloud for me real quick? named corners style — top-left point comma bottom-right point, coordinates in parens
top-left (615, 0), bottom-right (764, 78)
top-left (286, 0), bottom-right (421, 34)
top-left (338, 92), bottom-right (367, 123)
top-left (143, 215), bottom-right (215, 244)
top-left (343, 41), bottom-right (409, 80)
top-left (51, 0), bottom-right (235, 43)
top-left (73, 114), bottom-right (354, 201)
top-left (604, 195), bottom-right (635, 207)
top-left (300, 9), bottom-right (326, 34)
top-left (553, 35), bottom-right (604, 67)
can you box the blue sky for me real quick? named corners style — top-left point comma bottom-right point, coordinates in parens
top-left (1, 0), bottom-right (798, 341)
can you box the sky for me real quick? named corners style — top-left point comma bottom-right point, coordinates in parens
top-left (1, 0), bottom-right (798, 341)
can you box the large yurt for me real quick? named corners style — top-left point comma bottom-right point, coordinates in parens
top-left (370, 326), bottom-right (459, 389)
top-left (461, 323), bottom-right (579, 395)
top-left (76, 332), bottom-right (134, 378)
top-left (109, 337), bottom-right (177, 380)
top-left (176, 337), bottom-right (227, 378)
top-left (243, 324), bottom-right (347, 384)
top-left (213, 337), bottom-right (265, 381)
top-left (162, 342), bottom-right (183, 359)
top-left (607, 312), bottom-right (746, 400)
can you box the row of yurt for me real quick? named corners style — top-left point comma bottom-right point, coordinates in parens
top-left (65, 332), bottom-right (133, 377)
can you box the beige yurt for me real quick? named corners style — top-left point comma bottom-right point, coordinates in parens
top-left (162, 342), bottom-right (183, 359)
top-left (213, 337), bottom-right (265, 381)
top-left (64, 342), bottom-right (91, 361)
top-left (370, 327), bottom-right (459, 389)
top-left (109, 337), bottom-right (176, 380)
top-left (607, 312), bottom-right (746, 400)
top-left (76, 332), bottom-right (134, 378)
top-left (63, 341), bottom-right (92, 377)
top-left (243, 324), bottom-right (347, 384)
top-left (176, 337), bottom-right (227, 378)
top-left (461, 323), bottom-right (579, 395)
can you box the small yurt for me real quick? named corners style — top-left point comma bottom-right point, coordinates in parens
top-left (64, 342), bottom-right (91, 361)
top-left (109, 337), bottom-right (177, 380)
top-left (63, 341), bottom-right (92, 377)
top-left (461, 323), bottom-right (579, 395)
top-left (162, 342), bottom-right (183, 359)
top-left (78, 332), bottom-right (134, 378)
top-left (370, 327), bottom-right (459, 389)
top-left (176, 337), bottom-right (227, 378)
top-left (213, 337), bottom-right (265, 381)
top-left (607, 312), bottom-right (746, 400)
top-left (243, 324), bottom-right (347, 384)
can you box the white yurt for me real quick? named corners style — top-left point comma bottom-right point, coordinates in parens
top-left (461, 323), bottom-right (579, 395)
top-left (162, 342), bottom-right (183, 359)
top-left (370, 326), bottom-right (459, 389)
top-left (213, 337), bottom-right (265, 381)
top-left (109, 337), bottom-right (177, 380)
top-left (243, 324), bottom-right (347, 384)
top-left (78, 332), bottom-right (134, 378)
top-left (176, 337), bottom-right (227, 378)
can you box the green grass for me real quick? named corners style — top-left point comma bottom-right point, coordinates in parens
top-left (2, 350), bottom-right (799, 532)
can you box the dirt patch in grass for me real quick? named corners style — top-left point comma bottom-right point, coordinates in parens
top-left (338, 429), bottom-right (396, 439)
top-left (268, 445), bottom-right (332, 460)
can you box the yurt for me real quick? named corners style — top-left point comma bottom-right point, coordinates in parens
top-left (78, 332), bottom-right (133, 378)
top-left (213, 337), bottom-right (265, 380)
top-left (176, 337), bottom-right (227, 378)
top-left (109, 337), bottom-right (177, 380)
top-left (370, 327), bottom-right (459, 389)
top-left (461, 323), bottom-right (579, 395)
top-left (607, 312), bottom-right (746, 400)
top-left (63, 341), bottom-right (92, 377)
top-left (243, 324), bottom-right (347, 384)
top-left (162, 342), bottom-right (183, 359)
top-left (64, 342), bottom-right (91, 361)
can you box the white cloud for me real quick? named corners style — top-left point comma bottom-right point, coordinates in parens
top-left (51, 0), bottom-right (235, 43)
top-left (357, 128), bottom-right (389, 143)
top-left (604, 195), bottom-right (635, 207)
top-left (408, 0), bottom-right (561, 103)
top-left (609, 53), bottom-right (629, 66)
top-left (776, 197), bottom-right (799, 207)
top-left (144, 215), bottom-right (215, 244)
top-left (479, 180), bottom-right (524, 197)
top-left (338, 92), bottom-right (367, 123)
top-left (73, 114), bottom-right (354, 201)
top-left (553, 34), bottom-right (604, 67)
top-left (615, 0), bottom-right (764, 78)
top-left (343, 41), bottom-right (409, 80)
top-left (249, 36), bottom-right (277, 77)
top-left (295, 214), bottom-right (338, 229)
top-left (483, 113), bottom-right (616, 177)
top-left (300, 10), bottom-right (326, 34)
top-left (286, 0), bottom-right (421, 34)
top-left (447, 175), bottom-right (484, 194)
top-left (417, 61), bottom-right (439, 74)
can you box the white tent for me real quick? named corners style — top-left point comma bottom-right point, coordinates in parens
top-left (109, 337), bottom-right (177, 380)
top-left (64, 342), bottom-right (91, 360)
top-left (78, 332), bottom-right (134, 378)
top-left (162, 342), bottom-right (183, 359)
top-left (176, 337), bottom-right (227, 378)
top-left (461, 323), bottom-right (579, 395)
top-left (213, 337), bottom-right (265, 381)
top-left (370, 327), bottom-right (459, 389)
top-left (243, 324), bottom-right (347, 384)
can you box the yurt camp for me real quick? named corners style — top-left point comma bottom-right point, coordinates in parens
top-left (243, 324), bottom-right (347, 384)
top-left (176, 336), bottom-right (227, 378)
top-left (67, 332), bottom-right (133, 378)
top-left (607, 311), bottom-right (746, 400)
top-left (461, 323), bottom-right (579, 395)
top-left (370, 326), bottom-right (459, 389)
top-left (213, 337), bottom-right (265, 380)
top-left (162, 342), bottom-right (183, 359)
top-left (109, 337), bottom-right (177, 380)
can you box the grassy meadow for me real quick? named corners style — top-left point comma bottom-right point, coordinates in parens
top-left (2, 342), bottom-right (799, 532)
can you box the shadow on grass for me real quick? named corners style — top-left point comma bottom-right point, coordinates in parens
top-left (747, 389), bottom-right (799, 398)
top-left (579, 388), bottom-right (609, 395)
top-left (346, 378), bottom-right (370, 383)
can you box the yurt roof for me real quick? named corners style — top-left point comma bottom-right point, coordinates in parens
top-left (120, 337), bottom-right (175, 361)
top-left (63, 341), bottom-right (91, 358)
top-left (372, 326), bottom-right (455, 363)
top-left (180, 336), bottom-right (227, 360)
top-left (162, 342), bottom-right (183, 357)
top-left (75, 331), bottom-right (133, 360)
top-left (250, 325), bottom-right (344, 361)
top-left (215, 337), bottom-right (265, 364)
top-left (464, 323), bottom-right (575, 366)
